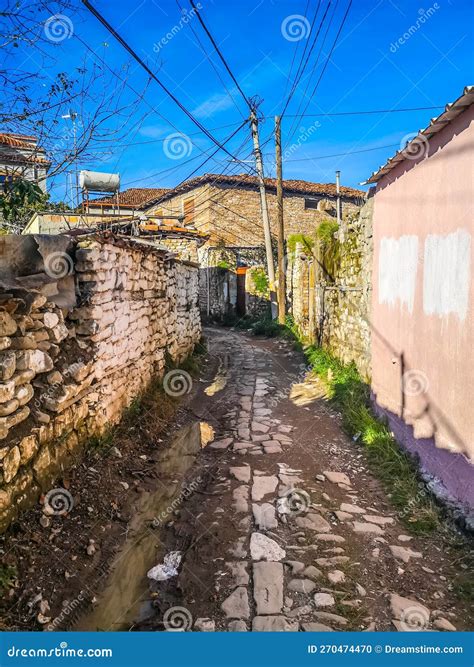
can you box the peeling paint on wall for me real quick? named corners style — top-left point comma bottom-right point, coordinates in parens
top-left (423, 228), bottom-right (471, 321)
top-left (378, 235), bottom-right (419, 312)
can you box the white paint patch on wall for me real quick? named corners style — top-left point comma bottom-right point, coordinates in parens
top-left (423, 228), bottom-right (471, 321)
top-left (378, 235), bottom-right (419, 312)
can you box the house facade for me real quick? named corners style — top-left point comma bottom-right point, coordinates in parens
top-left (366, 85), bottom-right (474, 512)
top-left (0, 134), bottom-right (50, 193)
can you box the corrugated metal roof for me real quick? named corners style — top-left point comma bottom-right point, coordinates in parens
top-left (364, 85), bottom-right (474, 185)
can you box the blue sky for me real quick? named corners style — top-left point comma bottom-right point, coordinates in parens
top-left (25, 0), bottom-right (474, 200)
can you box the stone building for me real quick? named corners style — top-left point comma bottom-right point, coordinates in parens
top-left (0, 134), bottom-right (50, 193)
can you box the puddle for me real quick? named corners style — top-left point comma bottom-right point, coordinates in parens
top-left (204, 354), bottom-right (229, 396)
top-left (75, 422), bottom-right (202, 631)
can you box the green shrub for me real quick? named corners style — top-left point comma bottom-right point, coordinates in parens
top-left (250, 267), bottom-right (269, 296)
top-left (287, 233), bottom-right (315, 256)
top-left (317, 219), bottom-right (339, 243)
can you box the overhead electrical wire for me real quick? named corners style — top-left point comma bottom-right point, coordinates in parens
top-left (81, 0), bottom-right (254, 171)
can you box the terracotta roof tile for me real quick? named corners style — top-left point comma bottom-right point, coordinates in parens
top-left (88, 187), bottom-right (170, 209)
top-left (153, 173), bottom-right (365, 204)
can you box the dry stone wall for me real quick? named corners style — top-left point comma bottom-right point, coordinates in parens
top-left (0, 235), bottom-right (201, 531)
top-left (286, 197), bottom-right (373, 379)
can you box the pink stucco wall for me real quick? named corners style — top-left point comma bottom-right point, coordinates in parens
top-left (371, 105), bottom-right (474, 508)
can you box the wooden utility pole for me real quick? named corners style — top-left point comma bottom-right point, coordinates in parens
top-left (336, 169), bottom-right (341, 226)
top-left (275, 115), bottom-right (286, 324)
top-left (250, 106), bottom-right (277, 319)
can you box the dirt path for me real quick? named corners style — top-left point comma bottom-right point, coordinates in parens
top-left (1, 327), bottom-right (471, 632)
top-left (132, 328), bottom-right (470, 633)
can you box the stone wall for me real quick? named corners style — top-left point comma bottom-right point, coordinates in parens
top-left (286, 197), bottom-right (373, 379)
top-left (0, 235), bottom-right (201, 531)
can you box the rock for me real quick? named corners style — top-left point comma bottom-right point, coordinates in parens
top-left (252, 616), bottom-right (299, 632)
top-left (3, 446), bottom-right (20, 483)
top-left (16, 349), bottom-right (53, 374)
top-left (303, 565), bottom-right (323, 581)
top-left (253, 562), bottom-right (283, 614)
top-left (0, 379), bottom-right (15, 403)
top-left (226, 562), bottom-right (249, 587)
top-left (340, 502), bottom-right (365, 514)
top-left (285, 560), bottom-right (305, 575)
top-left (433, 618), bottom-right (456, 631)
top-left (253, 503), bottom-right (278, 530)
top-left (233, 485), bottom-right (249, 513)
top-left (194, 618), bottom-right (215, 632)
top-left (251, 421), bottom-right (269, 434)
top-left (210, 438), bottom-right (233, 450)
top-left (352, 522), bottom-right (384, 535)
top-left (229, 465), bottom-right (251, 483)
top-left (287, 578), bottom-right (316, 594)
top-left (43, 312), bottom-right (60, 329)
top-left (296, 513), bottom-right (331, 533)
top-left (315, 556), bottom-right (350, 567)
top-left (287, 605), bottom-right (312, 618)
top-left (46, 371), bottom-right (63, 385)
top-left (363, 514), bottom-right (394, 526)
top-left (324, 471), bottom-right (351, 486)
top-left (327, 570), bottom-right (346, 584)
top-left (0, 351), bottom-right (16, 381)
top-left (398, 534), bottom-right (412, 542)
top-left (250, 532), bottom-right (286, 561)
top-left (0, 312), bottom-right (17, 337)
top-left (313, 611), bottom-right (348, 626)
top-left (86, 540), bottom-right (96, 556)
top-left (355, 583), bottom-right (367, 597)
top-left (314, 593), bottom-right (335, 608)
top-left (389, 545), bottom-right (423, 563)
top-left (315, 534), bottom-right (345, 543)
top-left (301, 622), bottom-right (334, 631)
top-left (0, 337), bottom-right (11, 351)
top-left (251, 475), bottom-right (278, 501)
top-left (221, 586), bottom-right (250, 620)
top-left (18, 435), bottom-right (38, 465)
top-left (228, 620), bottom-right (247, 632)
top-left (390, 593), bottom-right (430, 628)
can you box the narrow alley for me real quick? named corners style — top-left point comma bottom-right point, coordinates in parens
top-left (3, 328), bottom-right (468, 633)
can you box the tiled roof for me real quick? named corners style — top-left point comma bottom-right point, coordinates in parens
top-left (88, 187), bottom-right (171, 209)
top-left (0, 133), bottom-right (37, 149)
top-left (364, 85), bottom-right (474, 184)
top-left (153, 173), bottom-right (365, 205)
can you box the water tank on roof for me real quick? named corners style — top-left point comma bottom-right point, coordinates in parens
top-left (79, 170), bottom-right (120, 192)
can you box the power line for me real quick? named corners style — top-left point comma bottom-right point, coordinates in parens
top-left (275, 105), bottom-right (445, 118)
top-left (189, 0), bottom-right (251, 109)
top-left (81, 0), bottom-right (252, 170)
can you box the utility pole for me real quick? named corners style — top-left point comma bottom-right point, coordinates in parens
top-left (250, 104), bottom-right (277, 318)
top-left (62, 110), bottom-right (79, 208)
top-left (275, 115), bottom-right (286, 324)
top-left (335, 169), bottom-right (341, 227)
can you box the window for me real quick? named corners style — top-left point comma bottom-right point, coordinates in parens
top-left (183, 197), bottom-right (195, 224)
top-left (304, 198), bottom-right (319, 210)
